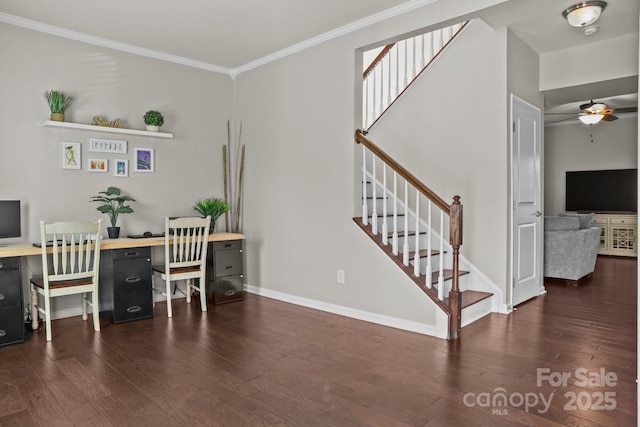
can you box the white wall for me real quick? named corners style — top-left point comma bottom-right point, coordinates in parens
top-left (0, 23), bottom-right (232, 315)
top-left (232, 2), bottom-right (515, 330)
top-left (544, 117), bottom-right (638, 215)
top-left (540, 34), bottom-right (639, 91)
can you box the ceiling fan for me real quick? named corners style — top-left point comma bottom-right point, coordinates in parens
top-left (577, 100), bottom-right (618, 124)
top-left (546, 99), bottom-right (637, 125)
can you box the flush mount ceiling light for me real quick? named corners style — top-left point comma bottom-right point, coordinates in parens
top-left (562, 1), bottom-right (607, 27)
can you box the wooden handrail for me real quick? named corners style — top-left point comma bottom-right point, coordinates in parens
top-left (355, 129), bottom-right (450, 213)
top-left (363, 43), bottom-right (395, 79)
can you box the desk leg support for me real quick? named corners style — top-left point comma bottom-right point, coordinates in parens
top-left (31, 288), bottom-right (39, 331)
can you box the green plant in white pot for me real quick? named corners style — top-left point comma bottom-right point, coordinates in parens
top-left (193, 197), bottom-right (228, 233)
top-left (90, 186), bottom-right (136, 238)
top-left (44, 90), bottom-right (72, 122)
top-left (143, 110), bottom-right (164, 131)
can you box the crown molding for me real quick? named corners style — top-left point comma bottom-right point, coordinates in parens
top-left (0, 12), bottom-right (232, 75)
top-left (0, 0), bottom-right (439, 77)
top-left (231, 0), bottom-right (439, 75)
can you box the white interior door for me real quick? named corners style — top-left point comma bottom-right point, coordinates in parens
top-left (512, 95), bottom-right (544, 307)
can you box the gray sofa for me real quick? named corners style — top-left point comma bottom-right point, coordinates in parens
top-left (543, 214), bottom-right (600, 284)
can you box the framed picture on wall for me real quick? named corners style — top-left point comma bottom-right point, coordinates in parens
top-left (62, 142), bottom-right (81, 170)
top-left (90, 138), bottom-right (127, 154)
top-left (134, 148), bottom-right (154, 172)
top-left (114, 159), bottom-right (128, 177)
top-left (88, 158), bottom-right (108, 172)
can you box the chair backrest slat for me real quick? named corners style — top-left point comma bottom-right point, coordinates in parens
top-left (164, 216), bottom-right (210, 269)
top-left (40, 220), bottom-right (102, 287)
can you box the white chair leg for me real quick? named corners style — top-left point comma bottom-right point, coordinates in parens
top-left (186, 279), bottom-right (192, 304)
top-left (92, 291), bottom-right (100, 332)
top-left (199, 277), bottom-right (207, 312)
top-left (31, 287), bottom-right (39, 331)
top-left (166, 279), bottom-right (173, 318)
top-left (44, 294), bottom-right (52, 342)
top-left (82, 293), bottom-right (88, 321)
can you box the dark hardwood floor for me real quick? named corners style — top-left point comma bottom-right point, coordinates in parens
top-left (0, 256), bottom-right (636, 426)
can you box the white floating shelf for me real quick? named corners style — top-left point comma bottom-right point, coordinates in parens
top-left (43, 120), bottom-right (173, 139)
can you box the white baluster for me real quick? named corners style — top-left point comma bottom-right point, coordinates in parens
top-left (363, 77), bottom-right (369, 129)
top-left (395, 46), bottom-right (400, 97)
top-left (361, 145), bottom-right (368, 226)
top-left (381, 164), bottom-right (388, 245)
top-left (413, 191), bottom-right (420, 277)
top-left (420, 34), bottom-right (426, 68)
top-left (425, 201), bottom-right (433, 289)
top-left (387, 54), bottom-right (392, 106)
top-left (437, 210), bottom-right (445, 300)
top-left (403, 40), bottom-right (408, 87)
top-left (371, 68), bottom-right (377, 125)
top-left (371, 155), bottom-right (378, 235)
top-left (392, 172), bottom-right (398, 255)
top-left (402, 181), bottom-right (409, 266)
top-left (379, 61), bottom-right (385, 114)
top-left (411, 37), bottom-right (417, 79)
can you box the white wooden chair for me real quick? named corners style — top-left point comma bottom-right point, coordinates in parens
top-left (30, 220), bottom-right (102, 341)
top-left (152, 216), bottom-right (210, 317)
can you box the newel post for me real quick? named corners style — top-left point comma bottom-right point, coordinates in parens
top-left (449, 195), bottom-right (463, 339)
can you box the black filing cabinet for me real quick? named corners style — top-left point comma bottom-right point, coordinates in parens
top-left (99, 247), bottom-right (153, 323)
top-left (0, 257), bottom-right (24, 347)
top-left (207, 240), bottom-right (244, 304)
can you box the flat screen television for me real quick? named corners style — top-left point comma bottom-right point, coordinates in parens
top-left (566, 169), bottom-right (637, 213)
top-left (0, 200), bottom-right (21, 238)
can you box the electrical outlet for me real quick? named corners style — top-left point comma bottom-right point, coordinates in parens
top-left (337, 269), bottom-right (345, 284)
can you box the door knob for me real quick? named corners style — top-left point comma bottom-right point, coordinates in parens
top-left (533, 211), bottom-right (542, 217)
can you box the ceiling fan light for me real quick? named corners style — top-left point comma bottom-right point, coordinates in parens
top-left (579, 114), bottom-right (604, 124)
top-left (563, 1), bottom-right (607, 27)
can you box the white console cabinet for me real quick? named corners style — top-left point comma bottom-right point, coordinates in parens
top-left (593, 214), bottom-right (637, 257)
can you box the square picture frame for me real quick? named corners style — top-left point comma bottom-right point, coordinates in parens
top-left (88, 158), bottom-right (108, 172)
top-left (113, 159), bottom-right (128, 177)
top-left (134, 148), bottom-right (154, 172)
top-left (62, 142), bottom-right (81, 170)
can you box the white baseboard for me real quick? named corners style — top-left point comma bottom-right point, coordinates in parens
top-left (244, 284), bottom-right (438, 337)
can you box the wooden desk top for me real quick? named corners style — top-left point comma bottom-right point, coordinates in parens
top-left (0, 232), bottom-right (245, 258)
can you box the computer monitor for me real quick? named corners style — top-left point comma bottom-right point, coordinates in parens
top-left (0, 200), bottom-right (21, 239)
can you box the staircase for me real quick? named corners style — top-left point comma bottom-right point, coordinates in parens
top-left (362, 21), bottom-right (469, 129)
top-left (354, 130), bottom-right (494, 339)
top-left (355, 21), bottom-right (495, 339)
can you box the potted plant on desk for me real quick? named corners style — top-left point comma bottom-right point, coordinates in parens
top-left (90, 186), bottom-right (136, 238)
top-left (193, 197), bottom-right (228, 233)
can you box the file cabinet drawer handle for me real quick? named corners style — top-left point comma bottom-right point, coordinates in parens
top-left (126, 306), bottom-right (142, 313)
top-left (125, 276), bottom-right (141, 283)
top-left (224, 290), bottom-right (236, 296)
top-left (225, 266), bottom-right (234, 270)
top-left (125, 251), bottom-right (140, 257)
top-left (0, 330), bottom-right (5, 337)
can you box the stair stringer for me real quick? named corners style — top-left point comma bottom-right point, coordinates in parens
top-left (364, 170), bottom-right (507, 320)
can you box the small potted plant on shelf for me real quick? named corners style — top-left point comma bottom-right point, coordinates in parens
top-left (44, 90), bottom-right (72, 122)
top-left (143, 110), bottom-right (164, 132)
top-left (90, 186), bottom-right (136, 238)
top-left (193, 197), bottom-right (229, 233)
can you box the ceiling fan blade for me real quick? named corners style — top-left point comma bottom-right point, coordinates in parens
top-left (601, 114), bottom-right (618, 121)
top-left (579, 100), bottom-right (595, 110)
top-left (614, 106), bottom-right (638, 114)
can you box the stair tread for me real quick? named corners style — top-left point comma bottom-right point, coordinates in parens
top-left (407, 249), bottom-right (441, 258)
top-left (421, 269), bottom-right (469, 285)
top-left (459, 290), bottom-right (493, 308)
